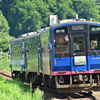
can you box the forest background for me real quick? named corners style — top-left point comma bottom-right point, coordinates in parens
top-left (0, 0), bottom-right (100, 52)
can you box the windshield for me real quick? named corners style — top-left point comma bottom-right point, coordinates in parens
top-left (53, 26), bottom-right (69, 58)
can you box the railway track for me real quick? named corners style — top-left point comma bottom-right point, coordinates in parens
top-left (38, 85), bottom-right (97, 100)
top-left (79, 92), bottom-right (96, 100)
top-left (39, 86), bottom-right (70, 100)
top-left (0, 70), bottom-right (12, 80)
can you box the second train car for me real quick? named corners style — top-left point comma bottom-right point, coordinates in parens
top-left (10, 18), bottom-right (100, 93)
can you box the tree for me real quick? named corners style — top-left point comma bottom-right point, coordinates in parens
top-left (56, 0), bottom-right (76, 20)
top-left (91, 0), bottom-right (100, 6)
top-left (96, 0), bottom-right (100, 6)
top-left (72, 0), bottom-right (100, 21)
top-left (0, 10), bottom-right (14, 52)
top-left (1, 0), bottom-right (42, 37)
top-left (32, 0), bottom-right (52, 27)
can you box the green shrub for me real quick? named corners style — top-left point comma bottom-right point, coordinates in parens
top-left (0, 78), bottom-right (44, 100)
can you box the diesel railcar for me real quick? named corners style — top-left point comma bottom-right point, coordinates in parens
top-left (10, 18), bottom-right (100, 93)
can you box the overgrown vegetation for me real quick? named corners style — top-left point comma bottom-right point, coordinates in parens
top-left (0, 53), bottom-right (44, 100)
top-left (0, 76), bottom-right (44, 100)
top-left (0, 10), bottom-right (14, 52)
top-left (0, 52), bottom-right (10, 71)
top-left (0, 60), bottom-right (10, 71)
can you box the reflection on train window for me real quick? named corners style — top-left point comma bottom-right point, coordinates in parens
top-left (74, 36), bottom-right (85, 53)
top-left (89, 25), bottom-right (100, 50)
top-left (54, 26), bottom-right (69, 57)
top-left (54, 35), bottom-right (69, 53)
top-left (90, 34), bottom-right (100, 50)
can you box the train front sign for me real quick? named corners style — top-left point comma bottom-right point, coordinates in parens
top-left (10, 17), bottom-right (100, 93)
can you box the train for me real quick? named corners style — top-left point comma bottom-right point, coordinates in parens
top-left (9, 16), bottom-right (100, 93)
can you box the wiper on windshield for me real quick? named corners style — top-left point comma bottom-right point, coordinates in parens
top-left (92, 48), bottom-right (99, 55)
top-left (59, 47), bottom-right (68, 59)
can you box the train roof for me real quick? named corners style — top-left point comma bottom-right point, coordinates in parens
top-left (25, 32), bottom-right (40, 39)
top-left (10, 37), bottom-right (24, 43)
top-left (51, 21), bottom-right (100, 29)
top-left (10, 33), bottom-right (40, 43)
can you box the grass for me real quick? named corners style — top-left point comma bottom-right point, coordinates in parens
top-left (0, 60), bottom-right (10, 71)
top-left (0, 76), bottom-right (44, 100)
top-left (0, 59), bottom-right (44, 100)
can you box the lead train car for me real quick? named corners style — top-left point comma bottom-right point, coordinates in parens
top-left (10, 20), bottom-right (100, 93)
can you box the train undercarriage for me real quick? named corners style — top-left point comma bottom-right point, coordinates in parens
top-left (11, 71), bottom-right (100, 93)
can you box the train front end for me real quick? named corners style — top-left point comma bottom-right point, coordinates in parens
top-left (51, 21), bottom-right (100, 93)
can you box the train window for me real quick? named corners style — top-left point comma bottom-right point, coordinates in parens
top-left (74, 37), bottom-right (85, 53)
top-left (91, 27), bottom-right (100, 31)
top-left (53, 26), bottom-right (69, 57)
top-left (56, 29), bottom-right (65, 33)
top-left (61, 29), bottom-right (65, 33)
top-left (89, 25), bottom-right (100, 50)
top-left (90, 34), bottom-right (100, 50)
top-left (56, 30), bottom-right (60, 33)
top-left (54, 26), bottom-right (67, 34)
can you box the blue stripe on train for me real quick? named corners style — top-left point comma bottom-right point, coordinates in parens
top-left (53, 56), bottom-right (100, 72)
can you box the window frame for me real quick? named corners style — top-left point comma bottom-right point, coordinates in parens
top-left (53, 26), bottom-right (70, 58)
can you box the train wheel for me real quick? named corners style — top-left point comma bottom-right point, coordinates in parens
top-left (49, 78), bottom-right (53, 88)
top-left (44, 76), bottom-right (56, 89)
top-left (88, 91), bottom-right (92, 95)
top-left (19, 73), bottom-right (25, 81)
top-left (11, 71), bottom-right (17, 79)
top-left (44, 75), bottom-right (50, 88)
top-left (49, 77), bottom-right (56, 89)
top-left (30, 75), bottom-right (41, 93)
top-left (32, 75), bottom-right (41, 89)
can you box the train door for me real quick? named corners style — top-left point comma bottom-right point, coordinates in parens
top-left (71, 35), bottom-right (88, 72)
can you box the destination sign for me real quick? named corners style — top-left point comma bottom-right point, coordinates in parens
top-left (72, 25), bottom-right (84, 30)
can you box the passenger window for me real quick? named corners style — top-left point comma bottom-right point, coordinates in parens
top-left (89, 25), bottom-right (100, 50)
top-left (90, 35), bottom-right (100, 50)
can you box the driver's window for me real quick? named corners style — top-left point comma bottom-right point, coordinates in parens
top-left (54, 27), bottom-right (69, 54)
top-left (74, 36), bottom-right (85, 53)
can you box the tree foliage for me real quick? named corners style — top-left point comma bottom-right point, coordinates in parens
top-left (91, 0), bottom-right (100, 6)
top-left (72, 0), bottom-right (100, 21)
top-left (1, 0), bottom-right (42, 37)
top-left (0, 10), bottom-right (14, 52)
top-left (1, 0), bottom-right (100, 37)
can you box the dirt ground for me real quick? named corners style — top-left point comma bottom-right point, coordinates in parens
top-left (0, 70), bottom-right (12, 80)
top-left (0, 70), bottom-right (100, 100)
